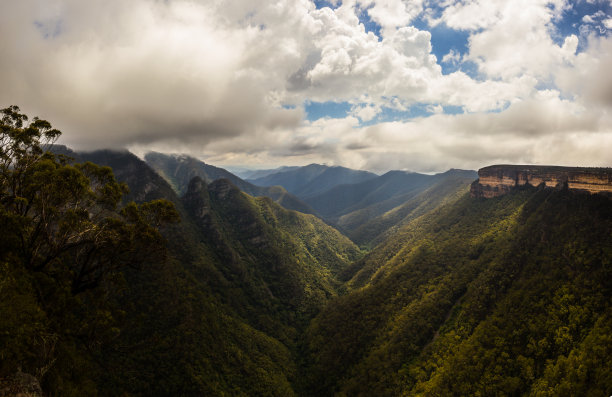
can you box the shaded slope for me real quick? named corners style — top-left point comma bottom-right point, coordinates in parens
top-left (1, 146), bottom-right (301, 396)
top-left (75, 150), bottom-right (300, 395)
top-left (304, 187), bottom-right (612, 396)
top-left (54, 149), bottom-right (361, 395)
top-left (183, 177), bottom-right (363, 331)
top-left (145, 152), bottom-right (316, 215)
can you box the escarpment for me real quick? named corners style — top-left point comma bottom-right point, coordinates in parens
top-left (471, 165), bottom-right (612, 198)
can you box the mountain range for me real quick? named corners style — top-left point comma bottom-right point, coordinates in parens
top-left (247, 163), bottom-right (378, 199)
top-left (3, 144), bottom-right (611, 396)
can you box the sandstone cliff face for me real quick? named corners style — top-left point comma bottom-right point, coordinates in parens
top-left (470, 165), bottom-right (612, 198)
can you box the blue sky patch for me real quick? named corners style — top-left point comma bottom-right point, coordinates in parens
top-left (313, 0), bottom-right (339, 10)
top-left (413, 19), bottom-right (469, 63)
top-left (305, 101), bottom-right (352, 120)
top-left (306, 98), bottom-right (469, 124)
top-left (359, 103), bottom-right (466, 126)
top-left (357, 5), bottom-right (382, 39)
top-left (443, 105), bottom-right (464, 115)
top-left (553, 0), bottom-right (611, 51)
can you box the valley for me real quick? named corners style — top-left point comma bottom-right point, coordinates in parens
top-left (1, 114), bottom-right (611, 396)
top-left (4, 1), bottom-right (612, 395)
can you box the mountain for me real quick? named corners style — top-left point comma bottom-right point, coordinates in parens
top-left (2, 146), bottom-right (366, 396)
top-left (92, 151), bottom-right (363, 394)
top-left (303, 185), bottom-right (612, 396)
top-left (302, 169), bottom-right (477, 242)
top-left (5, 143), bottom-right (612, 396)
top-left (115, 152), bottom-right (477, 249)
top-left (247, 163), bottom-right (378, 199)
top-left (144, 152), bottom-right (316, 215)
top-left (345, 169), bottom-right (478, 247)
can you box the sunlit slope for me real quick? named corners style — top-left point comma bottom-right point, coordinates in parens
top-left (304, 187), bottom-right (612, 396)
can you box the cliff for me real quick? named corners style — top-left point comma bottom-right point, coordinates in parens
top-left (470, 165), bottom-right (612, 198)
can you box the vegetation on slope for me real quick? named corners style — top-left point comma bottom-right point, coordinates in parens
top-left (344, 169), bottom-right (477, 247)
top-left (76, 155), bottom-right (363, 395)
top-left (303, 186), bottom-right (612, 396)
top-left (0, 106), bottom-right (179, 394)
top-left (183, 177), bottom-right (363, 336)
top-left (0, 107), bottom-right (362, 396)
top-left (4, 106), bottom-right (610, 396)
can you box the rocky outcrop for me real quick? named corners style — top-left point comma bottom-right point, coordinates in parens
top-left (471, 165), bottom-right (612, 198)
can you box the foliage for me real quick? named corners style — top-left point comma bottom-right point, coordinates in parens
top-left (0, 106), bottom-right (178, 394)
top-left (303, 187), bottom-right (612, 396)
top-left (3, 106), bottom-right (611, 396)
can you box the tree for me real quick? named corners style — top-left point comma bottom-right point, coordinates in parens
top-left (0, 105), bottom-right (179, 294)
top-left (0, 105), bottom-right (180, 390)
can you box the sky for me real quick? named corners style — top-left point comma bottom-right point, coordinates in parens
top-left (1, 0), bottom-right (612, 173)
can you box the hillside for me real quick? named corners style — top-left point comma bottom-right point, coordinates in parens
top-left (4, 127), bottom-right (611, 396)
top-left (182, 176), bottom-right (363, 328)
top-left (303, 186), bottom-right (612, 395)
top-left (302, 169), bottom-right (477, 244)
top-left (1, 143), bottom-right (363, 396)
top-left (346, 169), bottom-right (477, 247)
top-left (94, 152), bottom-right (363, 394)
top-left (247, 163), bottom-right (377, 199)
top-left (144, 152), bottom-right (316, 215)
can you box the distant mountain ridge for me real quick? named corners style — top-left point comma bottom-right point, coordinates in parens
top-left (245, 164), bottom-right (478, 247)
top-left (247, 163), bottom-right (378, 199)
top-left (53, 146), bottom-right (477, 247)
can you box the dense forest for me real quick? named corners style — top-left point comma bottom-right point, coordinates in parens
top-left (1, 107), bottom-right (611, 396)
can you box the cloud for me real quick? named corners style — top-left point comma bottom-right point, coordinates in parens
top-left (357, 0), bottom-right (425, 32)
top-left (351, 103), bottom-right (382, 121)
top-left (0, 0), bottom-right (308, 148)
top-left (0, 0), bottom-right (610, 173)
top-left (441, 49), bottom-right (461, 64)
top-left (556, 36), bottom-right (612, 108)
top-left (173, 86), bottom-right (610, 173)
